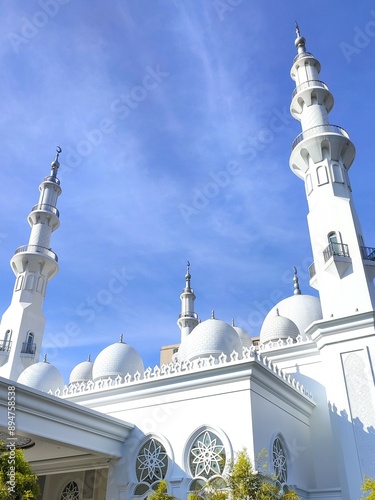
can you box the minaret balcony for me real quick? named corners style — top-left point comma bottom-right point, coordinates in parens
top-left (14, 244), bottom-right (58, 262)
top-left (20, 341), bottom-right (36, 355)
top-left (31, 203), bottom-right (60, 217)
top-left (360, 246), bottom-right (375, 261)
top-left (291, 124), bottom-right (349, 151)
top-left (292, 79), bottom-right (329, 99)
top-left (0, 340), bottom-right (12, 353)
top-left (179, 311), bottom-right (198, 319)
top-left (323, 242), bottom-right (350, 262)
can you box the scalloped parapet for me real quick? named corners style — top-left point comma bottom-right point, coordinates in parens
top-left (57, 343), bottom-right (314, 403)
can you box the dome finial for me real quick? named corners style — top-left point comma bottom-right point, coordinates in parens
top-left (87, 354), bottom-right (91, 362)
top-left (119, 334), bottom-right (124, 343)
top-left (211, 310), bottom-right (215, 319)
top-left (293, 266), bottom-right (302, 295)
top-left (232, 318), bottom-right (235, 327)
top-left (43, 353), bottom-right (48, 362)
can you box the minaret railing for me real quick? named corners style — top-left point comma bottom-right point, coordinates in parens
top-left (14, 244), bottom-right (58, 262)
top-left (31, 203), bottom-right (60, 217)
top-left (20, 341), bottom-right (36, 355)
top-left (360, 246), bottom-right (375, 261)
top-left (323, 242), bottom-right (350, 263)
top-left (292, 124), bottom-right (350, 151)
top-left (0, 340), bottom-right (12, 352)
top-left (292, 79), bottom-right (329, 98)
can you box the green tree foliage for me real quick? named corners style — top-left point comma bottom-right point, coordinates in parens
top-left (0, 444), bottom-right (40, 500)
top-left (147, 480), bottom-right (175, 500)
top-left (188, 449), bottom-right (301, 500)
top-left (361, 476), bottom-right (375, 500)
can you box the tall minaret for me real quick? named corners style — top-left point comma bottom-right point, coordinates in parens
top-left (177, 261), bottom-right (198, 340)
top-left (0, 148), bottom-right (62, 380)
top-left (289, 25), bottom-right (375, 319)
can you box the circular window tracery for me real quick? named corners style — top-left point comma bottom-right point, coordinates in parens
top-left (272, 437), bottom-right (287, 484)
top-left (136, 438), bottom-right (168, 484)
top-left (189, 430), bottom-right (226, 479)
top-left (60, 481), bottom-right (79, 500)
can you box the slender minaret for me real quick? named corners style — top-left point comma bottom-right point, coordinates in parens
top-left (177, 261), bottom-right (198, 340)
top-left (289, 25), bottom-right (375, 319)
top-left (0, 148), bottom-right (62, 380)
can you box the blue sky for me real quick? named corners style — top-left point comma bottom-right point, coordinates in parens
top-left (0, 1), bottom-right (375, 383)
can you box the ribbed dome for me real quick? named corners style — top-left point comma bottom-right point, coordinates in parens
top-left (264, 294), bottom-right (322, 336)
top-left (260, 311), bottom-right (300, 345)
top-left (92, 340), bottom-right (144, 381)
top-left (178, 318), bottom-right (242, 362)
top-left (17, 361), bottom-right (64, 393)
top-left (233, 326), bottom-right (253, 348)
top-left (69, 359), bottom-right (93, 384)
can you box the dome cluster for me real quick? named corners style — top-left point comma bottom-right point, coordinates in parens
top-left (16, 268), bottom-right (322, 393)
top-left (17, 336), bottom-right (144, 393)
top-left (260, 294), bottom-right (322, 346)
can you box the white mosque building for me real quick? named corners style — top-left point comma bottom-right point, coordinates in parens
top-left (0, 27), bottom-right (375, 500)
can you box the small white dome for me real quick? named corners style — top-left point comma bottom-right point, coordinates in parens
top-left (260, 311), bottom-right (299, 345)
top-left (264, 294), bottom-right (322, 336)
top-left (178, 318), bottom-right (242, 362)
top-left (92, 340), bottom-right (144, 381)
top-left (69, 359), bottom-right (93, 384)
top-left (18, 361), bottom-right (64, 393)
top-left (233, 326), bottom-right (253, 348)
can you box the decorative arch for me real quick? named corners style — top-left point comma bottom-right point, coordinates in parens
top-left (60, 481), bottom-right (79, 500)
top-left (132, 434), bottom-right (172, 499)
top-left (271, 435), bottom-right (288, 486)
top-left (184, 425), bottom-right (232, 496)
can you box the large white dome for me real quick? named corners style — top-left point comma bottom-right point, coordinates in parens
top-left (18, 360), bottom-right (65, 393)
top-left (263, 294), bottom-right (322, 336)
top-left (233, 325), bottom-right (253, 348)
top-left (178, 318), bottom-right (242, 362)
top-left (92, 340), bottom-right (144, 381)
top-left (260, 310), bottom-right (300, 345)
top-left (69, 359), bottom-right (93, 384)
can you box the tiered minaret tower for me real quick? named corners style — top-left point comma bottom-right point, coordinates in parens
top-left (177, 261), bottom-right (198, 340)
top-left (0, 148), bottom-right (62, 380)
top-left (289, 24), bottom-right (375, 319)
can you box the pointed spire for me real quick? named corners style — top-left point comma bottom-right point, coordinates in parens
top-left (50, 146), bottom-right (62, 177)
top-left (293, 266), bottom-right (302, 295)
top-left (185, 260), bottom-right (191, 290)
top-left (294, 21), bottom-right (306, 55)
top-left (295, 21), bottom-right (300, 38)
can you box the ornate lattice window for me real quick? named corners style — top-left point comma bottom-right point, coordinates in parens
top-left (60, 481), bottom-right (79, 500)
top-left (136, 438), bottom-right (168, 484)
top-left (272, 437), bottom-right (287, 484)
top-left (189, 430), bottom-right (226, 479)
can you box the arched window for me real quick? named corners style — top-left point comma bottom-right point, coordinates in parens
top-left (134, 438), bottom-right (169, 499)
top-left (272, 437), bottom-right (288, 485)
top-left (60, 481), bottom-right (79, 500)
top-left (317, 165), bottom-right (329, 186)
top-left (332, 163), bottom-right (344, 183)
top-left (22, 332), bottom-right (35, 354)
top-left (188, 430), bottom-right (226, 480)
